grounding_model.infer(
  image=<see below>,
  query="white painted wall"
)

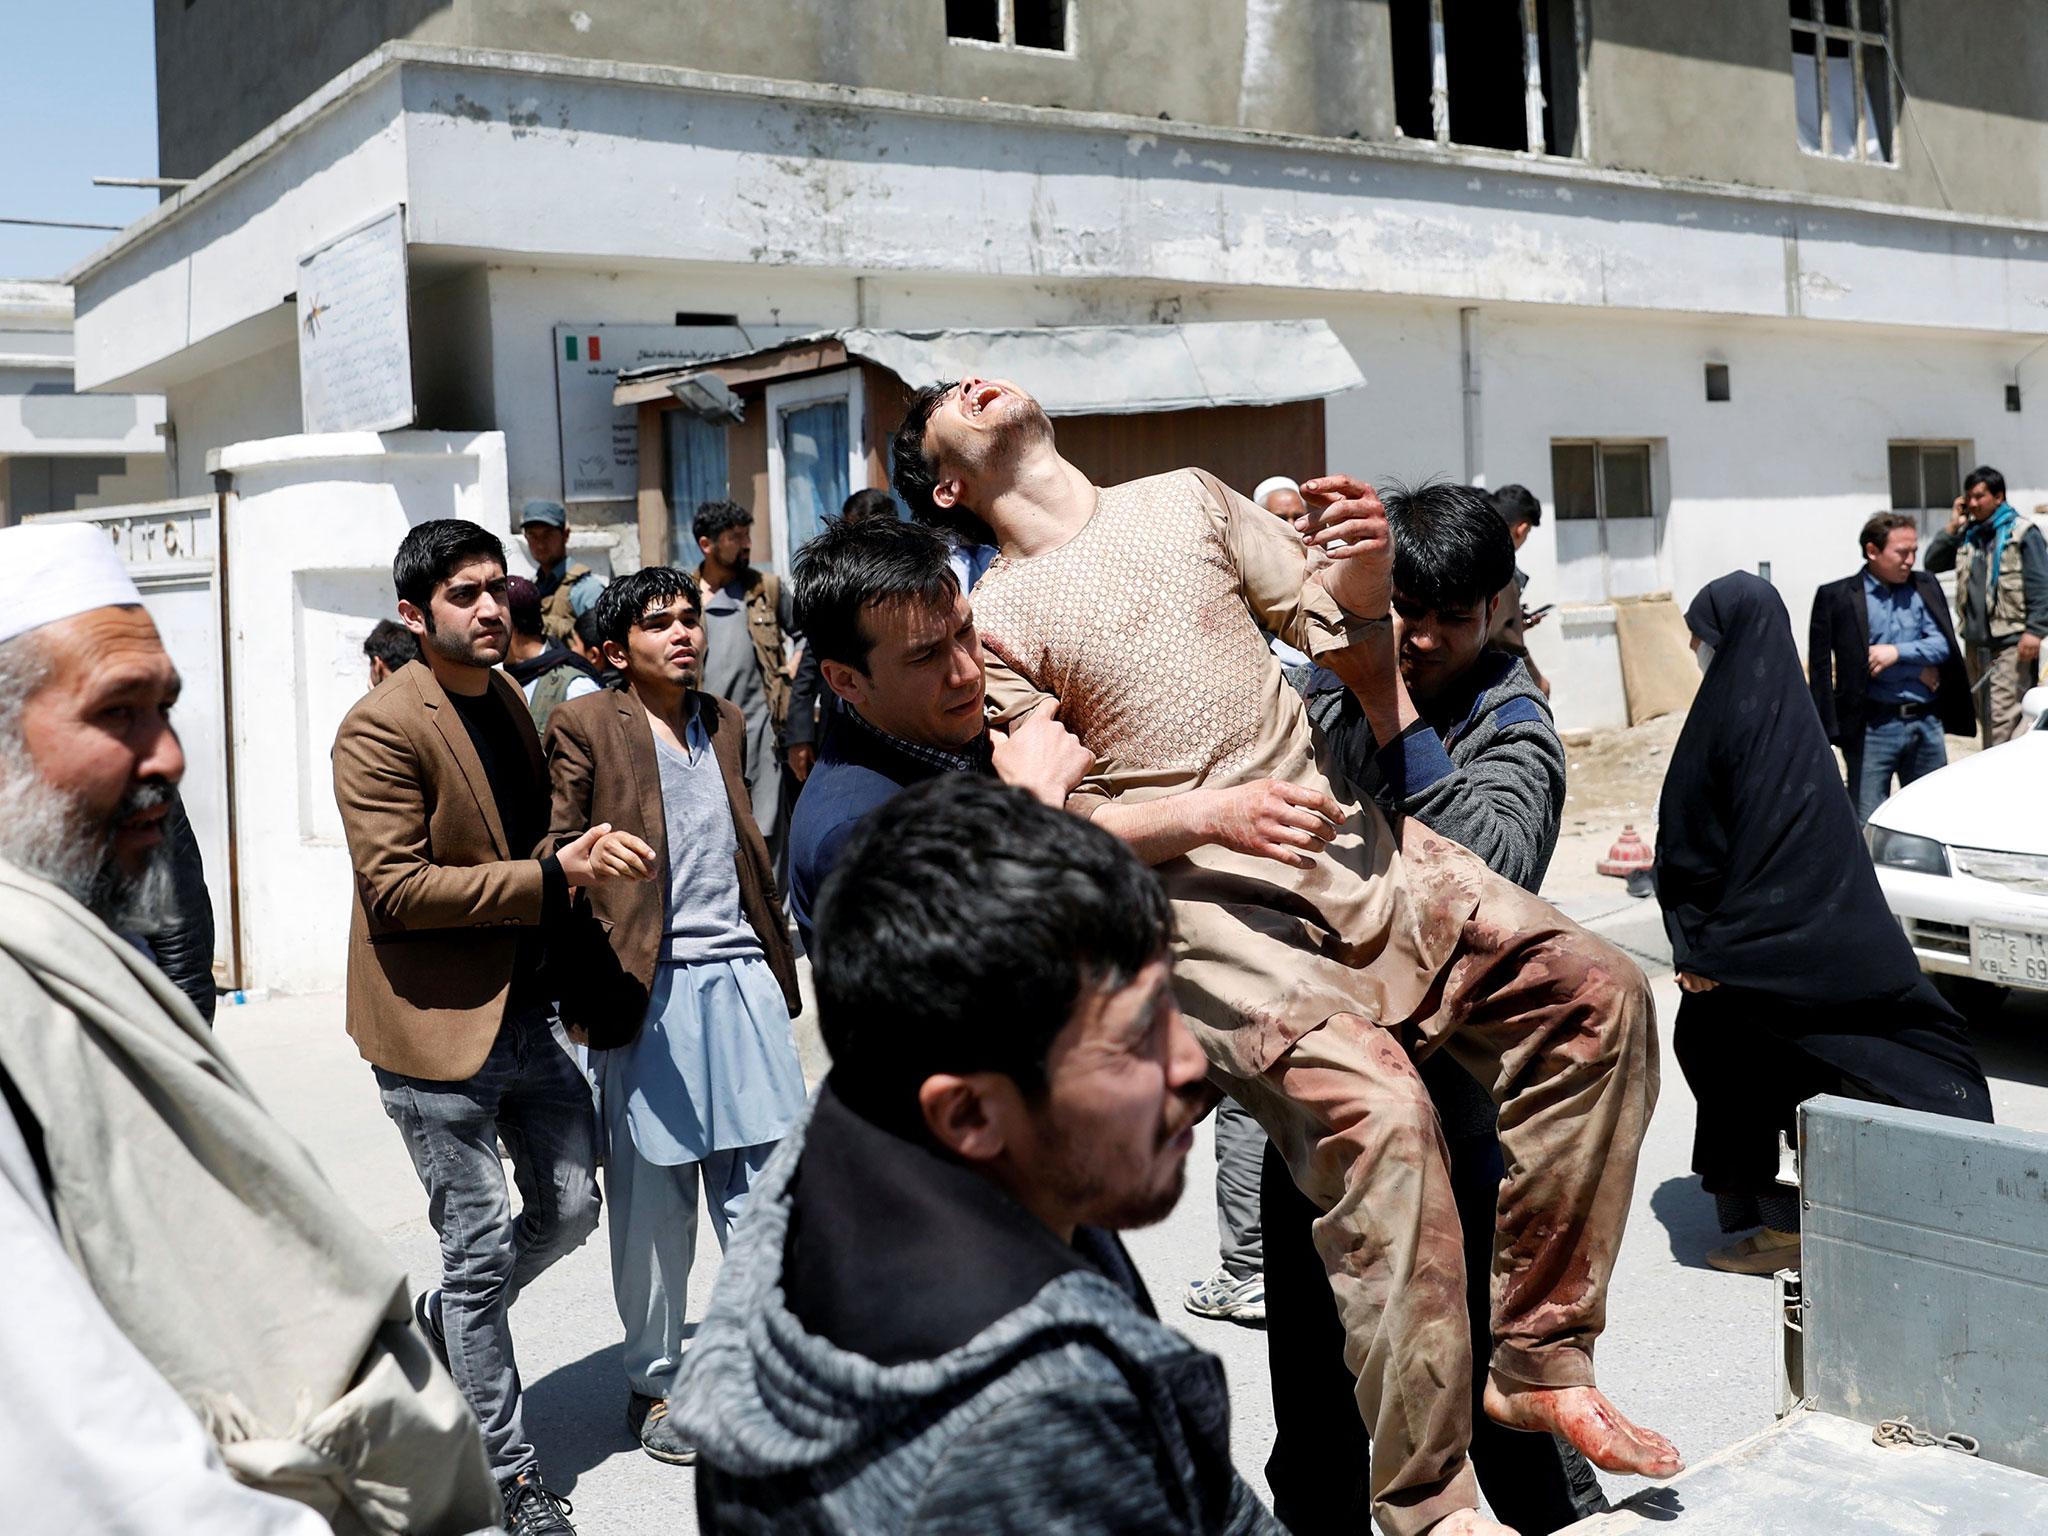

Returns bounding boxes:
[73,47,2048,398]
[211,430,511,994]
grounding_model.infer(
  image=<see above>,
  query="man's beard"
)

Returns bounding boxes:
[0,749,178,933]
[421,613,502,669]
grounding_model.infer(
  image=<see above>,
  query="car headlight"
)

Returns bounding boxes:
[1867,826,1950,876]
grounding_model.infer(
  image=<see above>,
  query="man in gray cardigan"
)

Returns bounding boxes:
[1268,481,1601,1534]
[677,775,1283,1535]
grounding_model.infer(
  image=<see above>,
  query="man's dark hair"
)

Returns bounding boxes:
[574,605,606,652]
[692,499,753,545]
[1384,480,1518,612]
[889,382,953,523]
[362,619,419,670]
[1964,464,2007,502]
[593,565,700,650]
[814,774,1173,1136]
[392,519,506,608]
[793,514,960,674]
[1491,483,1543,531]
[1859,512,1918,558]
[890,382,999,547]
[505,575,544,639]
[842,486,903,524]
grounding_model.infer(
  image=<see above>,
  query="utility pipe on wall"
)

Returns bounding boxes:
[1460,306,1484,488]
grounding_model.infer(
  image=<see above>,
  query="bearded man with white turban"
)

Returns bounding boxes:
[0,523,499,1535]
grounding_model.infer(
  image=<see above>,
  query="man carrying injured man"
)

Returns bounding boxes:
[890,379,1680,1536]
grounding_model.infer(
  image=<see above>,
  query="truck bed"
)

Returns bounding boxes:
[1564,1408,2048,1534]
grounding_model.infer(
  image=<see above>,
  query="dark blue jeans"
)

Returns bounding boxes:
[1854,714,1945,821]
[375,1008,602,1481]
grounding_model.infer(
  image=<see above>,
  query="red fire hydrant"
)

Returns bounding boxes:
[1597,825,1654,878]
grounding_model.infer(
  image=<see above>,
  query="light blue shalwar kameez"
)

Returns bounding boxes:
[600,713,805,1400]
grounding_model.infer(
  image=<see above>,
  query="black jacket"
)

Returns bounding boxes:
[1806,569,1975,755]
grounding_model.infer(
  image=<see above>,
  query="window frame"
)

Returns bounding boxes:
[1887,438,1970,529]
[946,0,1078,58]
[1790,0,1898,167]
[1549,437,1666,603]
[1402,0,1587,158]
[765,369,870,576]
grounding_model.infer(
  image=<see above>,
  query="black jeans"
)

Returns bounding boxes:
[1261,1110,1603,1534]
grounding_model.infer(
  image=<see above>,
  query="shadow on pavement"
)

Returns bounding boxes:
[1967,993,2048,1092]
[1647,1175,1723,1271]
[524,1342,635,1492]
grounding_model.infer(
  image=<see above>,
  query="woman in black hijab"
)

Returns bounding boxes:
[1657,572,1992,1274]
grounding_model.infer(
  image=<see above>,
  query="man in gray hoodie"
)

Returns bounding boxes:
[676,774,1283,1534]
[1269,480,1600,1534]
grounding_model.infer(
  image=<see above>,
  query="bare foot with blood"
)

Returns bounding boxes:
[1428,1510,1519,1535]
[1483,1379,1685,1479]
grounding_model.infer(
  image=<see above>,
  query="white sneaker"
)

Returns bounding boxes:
[1183,1267,1266,1324]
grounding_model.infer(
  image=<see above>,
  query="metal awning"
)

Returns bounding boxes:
[614,320,1363,415]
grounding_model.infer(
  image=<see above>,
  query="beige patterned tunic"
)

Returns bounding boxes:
[974,468,1484,1078]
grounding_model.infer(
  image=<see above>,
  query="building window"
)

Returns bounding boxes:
[1888,441,1964,516]
[1790,0,1894,163]
[1390,0,1583,157]
[766,371,871,574]
[664,411,731,561]
[947,0,1071,53]
[1550,439,1661,602]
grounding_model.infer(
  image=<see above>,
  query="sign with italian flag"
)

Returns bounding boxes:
[563,333,602,362]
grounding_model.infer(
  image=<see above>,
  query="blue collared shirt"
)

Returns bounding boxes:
[1863,571,1948,706]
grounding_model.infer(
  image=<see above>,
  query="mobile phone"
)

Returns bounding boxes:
[1526,603,1555,620]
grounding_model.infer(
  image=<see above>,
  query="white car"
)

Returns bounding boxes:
[1865,686,2048,1010]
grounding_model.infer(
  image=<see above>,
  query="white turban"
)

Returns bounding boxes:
[1252,476,1301,509]
[0,523,144,645]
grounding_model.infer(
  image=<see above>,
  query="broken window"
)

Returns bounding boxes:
[1390,0,1583,157]
[1888,441,1963,514]
[947,0,1070,52]
[1791,0,1894,163]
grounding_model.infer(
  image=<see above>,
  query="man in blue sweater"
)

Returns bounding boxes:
[785,515,1089,951]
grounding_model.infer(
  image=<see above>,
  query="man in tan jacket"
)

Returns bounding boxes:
[544,566,805,1468]
[333,518,648,1536]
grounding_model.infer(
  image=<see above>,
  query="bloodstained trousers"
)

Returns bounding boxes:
[1212,879,1658,1536]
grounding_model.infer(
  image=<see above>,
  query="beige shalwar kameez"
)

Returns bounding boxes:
[973,468,1657,1535]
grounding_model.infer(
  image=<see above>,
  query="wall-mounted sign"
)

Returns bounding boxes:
[553,323,809,503]
[297,207,414,435]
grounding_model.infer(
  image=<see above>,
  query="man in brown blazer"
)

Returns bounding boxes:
[544,566,804,1469]
[333,518,649,1536]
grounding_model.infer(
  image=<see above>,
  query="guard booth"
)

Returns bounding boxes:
[611,320,1365,569]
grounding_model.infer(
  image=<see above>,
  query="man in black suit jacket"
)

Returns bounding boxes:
[1808,512,1976,820]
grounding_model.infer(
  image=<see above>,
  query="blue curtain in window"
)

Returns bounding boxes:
[665,411,731,560]
[780,401,849,569]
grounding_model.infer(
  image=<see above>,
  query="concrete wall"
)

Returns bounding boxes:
[82,48,2048,402]
[1588,0,2048,222]
[154,0,1400,180]
[210,429,510,995]
[153,1,2048,226]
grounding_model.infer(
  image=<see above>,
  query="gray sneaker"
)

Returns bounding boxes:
[628,1391,698,1466]
[1183,1267,1267,1324]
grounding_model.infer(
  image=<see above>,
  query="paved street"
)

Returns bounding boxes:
[217,849,2048,1532]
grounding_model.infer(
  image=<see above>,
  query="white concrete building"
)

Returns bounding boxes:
[62,9,2048,991]
[0,280,166,523]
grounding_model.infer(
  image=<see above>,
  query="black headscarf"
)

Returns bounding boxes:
[1656,572,1926,1004]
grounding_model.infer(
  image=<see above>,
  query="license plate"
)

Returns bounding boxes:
[1971,924,2048,990]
